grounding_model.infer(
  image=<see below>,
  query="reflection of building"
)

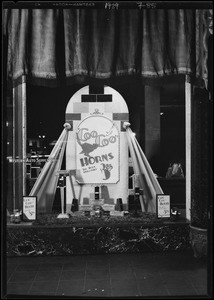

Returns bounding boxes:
[26,154,49,194]
[28,138,41,153]
[27,136,48,154]
[3,6,213,220]
[26,136,52,194]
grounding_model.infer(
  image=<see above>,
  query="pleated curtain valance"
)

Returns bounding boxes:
[3,8,213,88]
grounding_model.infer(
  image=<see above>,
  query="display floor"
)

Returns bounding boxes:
[5,250,208,297]
[7,215,190,256]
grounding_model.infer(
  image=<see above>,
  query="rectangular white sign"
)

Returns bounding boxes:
[23,196,37,221]
[76,115,119,184]
[156,194,170,218]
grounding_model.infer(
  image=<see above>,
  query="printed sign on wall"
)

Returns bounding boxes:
[76,115,119,184]
[156,194,170,218]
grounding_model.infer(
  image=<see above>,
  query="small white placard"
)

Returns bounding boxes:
[156,194,170,218]
[23,196,37,221]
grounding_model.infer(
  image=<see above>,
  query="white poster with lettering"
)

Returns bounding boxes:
[156,195,170,218]
[76,115,119,184]
[23,196,37,221]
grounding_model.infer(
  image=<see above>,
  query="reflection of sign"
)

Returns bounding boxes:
[23,196,37,221]
[156,195,170,218]
[76,115,119,183]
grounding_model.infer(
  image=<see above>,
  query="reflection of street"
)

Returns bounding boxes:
[26,153,49,194]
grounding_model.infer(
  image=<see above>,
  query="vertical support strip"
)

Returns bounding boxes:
[22,75,27,196]
[12,87,15,211]
[12,77,27,211]
[185,76,191,221]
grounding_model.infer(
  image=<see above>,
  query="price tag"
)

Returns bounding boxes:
[22,196,37,221]
[156,195,170,218]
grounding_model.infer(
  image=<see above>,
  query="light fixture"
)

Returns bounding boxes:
[160,112,164,116]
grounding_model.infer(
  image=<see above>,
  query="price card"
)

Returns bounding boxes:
[22,196,37,221]
[156,195,170,218]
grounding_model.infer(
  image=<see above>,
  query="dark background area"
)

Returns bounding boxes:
[26,79,185,178]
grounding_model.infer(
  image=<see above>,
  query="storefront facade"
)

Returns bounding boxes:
[3,4,213,223]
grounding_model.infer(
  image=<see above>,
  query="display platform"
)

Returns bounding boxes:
[7,213,190,257]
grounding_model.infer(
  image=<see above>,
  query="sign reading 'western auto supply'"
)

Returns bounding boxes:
[76,115,119,184]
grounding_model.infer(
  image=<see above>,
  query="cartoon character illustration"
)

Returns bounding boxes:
[100,163,113,180]
[76,132,99,157]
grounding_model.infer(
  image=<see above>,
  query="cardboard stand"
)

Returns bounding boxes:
[65,85,129,213]
[56,171,71,219]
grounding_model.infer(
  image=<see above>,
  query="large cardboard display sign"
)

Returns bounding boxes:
[65,85,129,211]
[76,115,119,184]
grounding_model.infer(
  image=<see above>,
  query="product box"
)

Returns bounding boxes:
[110,211,124,217]
[90,199,104,206]
[79,205,92,211]
[102,204,115,211]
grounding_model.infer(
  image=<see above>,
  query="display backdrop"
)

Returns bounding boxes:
[65,85,129,211]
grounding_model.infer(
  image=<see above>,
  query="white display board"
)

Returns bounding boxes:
[76,115,119,184]
[65,85,129,211]
[156,194,170,218]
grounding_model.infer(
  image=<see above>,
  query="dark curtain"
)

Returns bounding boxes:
[3,8,212,88]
